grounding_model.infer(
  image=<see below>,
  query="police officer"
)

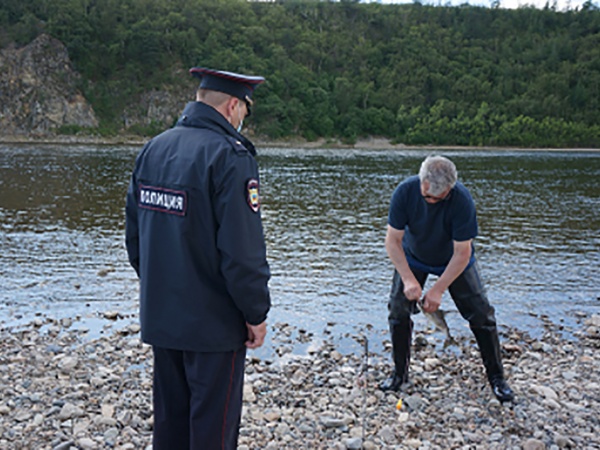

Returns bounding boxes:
[380,155,514,403]
[125,67,271,449]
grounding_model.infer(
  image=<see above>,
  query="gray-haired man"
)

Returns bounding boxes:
[380,155,514,403]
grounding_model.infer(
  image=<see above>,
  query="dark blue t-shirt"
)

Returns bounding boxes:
[388,175,477,274]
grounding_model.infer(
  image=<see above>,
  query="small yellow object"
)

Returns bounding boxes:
[396,399,402,410]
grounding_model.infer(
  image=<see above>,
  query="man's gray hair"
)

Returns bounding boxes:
[418,155,458,196]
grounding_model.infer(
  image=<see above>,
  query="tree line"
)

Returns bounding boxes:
[1,0,599,147]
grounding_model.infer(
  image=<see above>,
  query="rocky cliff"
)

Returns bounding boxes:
[122,81,190,131]
[0,33,191,140]
[0,34,98,136]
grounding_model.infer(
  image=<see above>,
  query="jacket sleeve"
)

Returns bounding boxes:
[125,170,140,277]
[213,145,271,325]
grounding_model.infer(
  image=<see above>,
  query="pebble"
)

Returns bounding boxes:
[523,438,547,450]
[344,437,362,449]
[0,314,598,448]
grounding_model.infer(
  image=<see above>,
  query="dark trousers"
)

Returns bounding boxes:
[387,263,504,383]
[152,346,247,450]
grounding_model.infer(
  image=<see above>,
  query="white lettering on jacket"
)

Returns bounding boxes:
[139,185,187,216]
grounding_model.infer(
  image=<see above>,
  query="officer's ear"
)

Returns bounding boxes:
[222,96,238,122]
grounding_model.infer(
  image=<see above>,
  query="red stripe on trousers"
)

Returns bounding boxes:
[221,350,237,450]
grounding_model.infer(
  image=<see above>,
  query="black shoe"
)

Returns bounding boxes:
[490,377,514,403]
[379,373,406,392]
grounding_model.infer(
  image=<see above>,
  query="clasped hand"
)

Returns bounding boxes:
[404,281,442,313]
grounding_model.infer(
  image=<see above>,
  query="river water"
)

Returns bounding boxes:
[1,144,599,357]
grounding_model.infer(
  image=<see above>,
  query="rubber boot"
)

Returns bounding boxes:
[471,326,514,402]
[379,320,412,392]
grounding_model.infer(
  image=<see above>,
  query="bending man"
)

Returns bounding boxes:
[380,155,514,403]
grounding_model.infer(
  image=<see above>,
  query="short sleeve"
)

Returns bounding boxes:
[450,187,478,241]
[388,182,409,231]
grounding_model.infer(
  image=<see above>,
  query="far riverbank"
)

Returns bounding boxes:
[1,134,599,152]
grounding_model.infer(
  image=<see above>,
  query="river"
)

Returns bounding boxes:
[1,144,598,358]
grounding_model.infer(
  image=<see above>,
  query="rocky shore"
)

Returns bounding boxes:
[1,313,598,450]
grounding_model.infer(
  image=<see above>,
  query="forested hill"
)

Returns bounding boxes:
[1,0,599,147]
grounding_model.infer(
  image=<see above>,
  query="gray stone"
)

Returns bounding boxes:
[58,356,79,372]
[523,438,547,450]
[345,437,362,450]
[58,403,85,420]
[378,425,396,444]
[77,437,98,450]
[555,435,574,448]
[404,394,426,411]
[103,427,119,444]
[320,416,347,428]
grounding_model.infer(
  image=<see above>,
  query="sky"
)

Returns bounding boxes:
[362,0,596,11]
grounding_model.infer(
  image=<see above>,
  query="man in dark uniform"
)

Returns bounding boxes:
[125,67,271,449]
[380,155,514,403]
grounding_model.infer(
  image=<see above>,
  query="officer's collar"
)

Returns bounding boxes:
[176,102,257,156]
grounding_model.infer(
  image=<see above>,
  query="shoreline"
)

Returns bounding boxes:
[1,134,599,152]
[1,314,598,449]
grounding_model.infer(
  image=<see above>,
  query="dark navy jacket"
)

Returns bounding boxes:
[125,101,271,352]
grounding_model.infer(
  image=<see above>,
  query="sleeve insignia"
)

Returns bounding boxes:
[139,185,187,216]
[246,178,260,212]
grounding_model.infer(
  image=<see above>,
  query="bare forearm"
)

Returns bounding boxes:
[385,227,415,284]
[385,226,421,300]
[431,243,471,294]
[387,240,414,284]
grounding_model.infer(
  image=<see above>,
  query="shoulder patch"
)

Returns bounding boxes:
[246,178,260,213]
[139,185,187,216]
